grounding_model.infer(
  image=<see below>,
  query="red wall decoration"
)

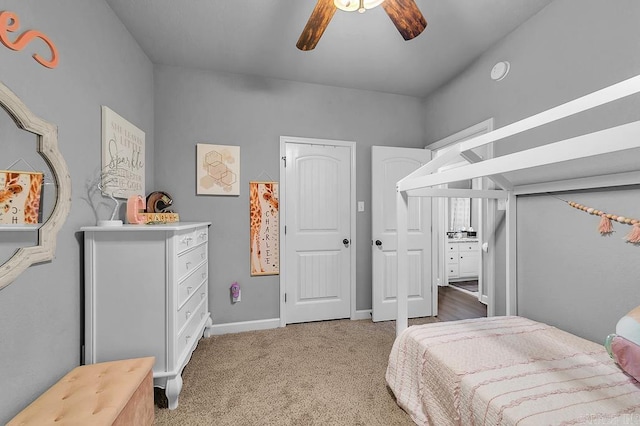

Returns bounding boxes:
[0,10,58,69]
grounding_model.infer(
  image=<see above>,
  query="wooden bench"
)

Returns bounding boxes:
[8,357,155,426]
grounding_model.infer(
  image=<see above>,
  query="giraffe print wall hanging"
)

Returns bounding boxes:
[250,181,279,276]
[0,170,43,224]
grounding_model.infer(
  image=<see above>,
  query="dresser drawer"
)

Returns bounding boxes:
[176,244,207,279]
[178,262,207,307]
[194,227,208,245]
[176,297,208,360]
[447,264,459,278]
[176,228,196,253]
[176,226,208,254]
[177,284,207,334]
[447,243,458,253]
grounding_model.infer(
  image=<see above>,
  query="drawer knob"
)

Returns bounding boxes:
[201,272,206,278]
[186,311,191,319]
[187,286,193,294]
[186,261,192,269]
[201,292,206,299]
[201,253,205,259]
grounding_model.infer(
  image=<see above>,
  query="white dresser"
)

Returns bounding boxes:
[446,239,480,281]
[82,222,212,410]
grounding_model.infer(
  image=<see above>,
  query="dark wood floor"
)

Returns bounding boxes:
[437,286,487,322]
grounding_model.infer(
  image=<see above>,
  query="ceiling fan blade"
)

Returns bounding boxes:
[297,0,337,51]
[382,0,427,41]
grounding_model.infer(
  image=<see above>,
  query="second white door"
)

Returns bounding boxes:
[371,146,432,322]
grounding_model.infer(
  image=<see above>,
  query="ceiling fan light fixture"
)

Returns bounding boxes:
[297,0,425,51]
[334,0,385,13]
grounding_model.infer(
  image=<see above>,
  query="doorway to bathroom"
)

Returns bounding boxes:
[428,118,496,316]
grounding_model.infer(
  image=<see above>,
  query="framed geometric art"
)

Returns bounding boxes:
[250,181,279,276]
[196,143,240,195]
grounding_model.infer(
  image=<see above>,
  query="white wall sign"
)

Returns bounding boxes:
[101,106,145,199]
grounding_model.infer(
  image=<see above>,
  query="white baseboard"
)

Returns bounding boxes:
[352,309,372,320]
[207,318,281,335]
[208,313,373,335]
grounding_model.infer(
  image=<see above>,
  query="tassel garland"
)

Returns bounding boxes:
[567,201,640,243]
[598,214,614,235]
[627,224,640,244]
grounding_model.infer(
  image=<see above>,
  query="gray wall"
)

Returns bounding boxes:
[0,1,154,421]
[423,0,640,341]
[153,65,425,323]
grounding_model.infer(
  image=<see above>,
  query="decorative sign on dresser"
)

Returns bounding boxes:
[82,222,212,410]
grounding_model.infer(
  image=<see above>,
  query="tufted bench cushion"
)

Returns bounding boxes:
[8,356,155,426]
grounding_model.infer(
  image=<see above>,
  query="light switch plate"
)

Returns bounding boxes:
[358,201,365,212]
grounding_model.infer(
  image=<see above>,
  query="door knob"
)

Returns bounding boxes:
[375,240,382,246]
[343,238,350,246]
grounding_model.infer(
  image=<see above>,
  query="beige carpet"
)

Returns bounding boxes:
[154,317,438,425]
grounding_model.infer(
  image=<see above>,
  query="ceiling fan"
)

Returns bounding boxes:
[297,0,427,51]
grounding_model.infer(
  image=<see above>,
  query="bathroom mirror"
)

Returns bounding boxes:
[0,81,71,290]
[447,179,472,233]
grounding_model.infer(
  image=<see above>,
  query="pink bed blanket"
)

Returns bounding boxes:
[386,316,640,425]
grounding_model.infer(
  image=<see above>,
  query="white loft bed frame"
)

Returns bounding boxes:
[395,75,640,336]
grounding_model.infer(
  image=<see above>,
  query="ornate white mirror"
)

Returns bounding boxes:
[0,82,71,290]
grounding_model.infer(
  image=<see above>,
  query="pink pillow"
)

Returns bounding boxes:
[606,335,640,381]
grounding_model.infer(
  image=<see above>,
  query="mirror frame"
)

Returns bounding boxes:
[0,81,71,290]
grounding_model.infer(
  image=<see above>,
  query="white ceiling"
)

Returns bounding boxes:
[104,0,554,98]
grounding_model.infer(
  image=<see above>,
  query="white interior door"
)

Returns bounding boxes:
[283,141,353,324]
[371,146,432,322]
